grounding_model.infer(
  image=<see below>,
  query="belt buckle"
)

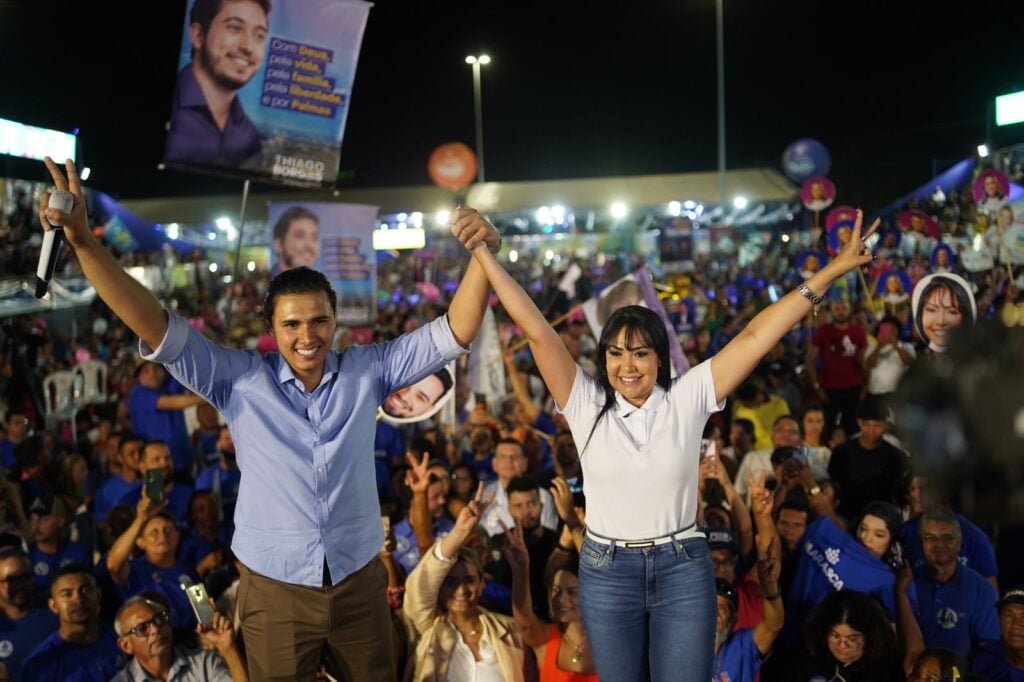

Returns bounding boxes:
[624,540,655,548]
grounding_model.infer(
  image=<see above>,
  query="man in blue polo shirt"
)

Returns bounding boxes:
[94,434,142,525]
[21,564,120,681]
[38,158,497,681]
[0,548,58,680]
[912,507,999,660]
[971,585,1024,681]
[27,496,91,596]
[195,426,240,524]
[164,0,267,167]
[117,441,193,525]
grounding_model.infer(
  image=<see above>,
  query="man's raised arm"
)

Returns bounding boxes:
[40,157,168,349]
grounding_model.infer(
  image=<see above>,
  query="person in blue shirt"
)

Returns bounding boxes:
[901,477,999,592]
[0,547,58,680]
[178,492,232,580]
[21,564,121,682]
[191,403,223,469]
[26,496,91,596]
[164,0,268,169]
[38,158,497,682]
[117,441,193,525]
[93,434,142,525]
[129,362,206,478]
[392,451,454,576]
[912,507,1000,659]
[0,410,30,473]
[105,503,198,632]
[971,585,1024,682]
[194,427,240,524]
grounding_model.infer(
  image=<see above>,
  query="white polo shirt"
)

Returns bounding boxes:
[561,359,723,540]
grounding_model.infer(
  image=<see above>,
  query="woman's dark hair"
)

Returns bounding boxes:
[852,501,903,564]
[582,305,672,454]
[548,554,580,625]
[804,589,900,676]
[262,266,337,326]
[910,648,965,682]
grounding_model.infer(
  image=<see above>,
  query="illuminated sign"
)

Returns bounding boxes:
[996,91,1024,127]
[372,228,426,250]
[0,117,77,162]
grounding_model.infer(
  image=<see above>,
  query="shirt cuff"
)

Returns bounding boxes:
[433,542,454,563]
[430,314,470,361]
[139,309,188,364]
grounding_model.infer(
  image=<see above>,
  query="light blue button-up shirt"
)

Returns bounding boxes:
[142,311,467,587]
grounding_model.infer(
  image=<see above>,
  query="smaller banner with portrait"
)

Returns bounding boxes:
[268,201,378,325]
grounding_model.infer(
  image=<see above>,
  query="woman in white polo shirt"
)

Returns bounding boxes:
[455,210,878,680]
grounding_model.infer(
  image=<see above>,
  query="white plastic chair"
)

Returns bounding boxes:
[74,359,108,404]
[42,370,83,446]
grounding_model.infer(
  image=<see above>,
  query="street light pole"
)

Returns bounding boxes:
[716,0,726,208]
[465,54,491,183]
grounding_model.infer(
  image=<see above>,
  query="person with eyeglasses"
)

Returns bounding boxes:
[802,589,905,682]
[21,563,121,681]
[0,547,57,680]
[911,507,1000,660]
[111,595,247,682]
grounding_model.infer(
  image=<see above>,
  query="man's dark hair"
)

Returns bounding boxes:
[139,512,178,536]
[505,476,540,497]
[190,0,271,40]
[495,438,524,456]
[262,266,337,326]
[272,205,318,242]
[3,407,26,423]
[50,563,96,596]
[777,498,811,517]
[770,445,798,467]
[14,436,45,470]
[141,440,170,460]
[857,396,888,422]
[732,418,756,437]
[118,432,143,455]
[773,414,799,430]
[0,547,29,565]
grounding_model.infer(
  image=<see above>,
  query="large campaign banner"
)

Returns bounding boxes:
[268,201,378,325]
[164,0,371,187]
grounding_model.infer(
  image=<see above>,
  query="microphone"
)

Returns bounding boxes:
[35,190,74,299]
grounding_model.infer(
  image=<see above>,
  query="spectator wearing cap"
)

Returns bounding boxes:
[106,498,199,632]
[27,495,90,595]
[394,449,455,577]
[0,410,30,472]
[0,547,58,680]
[94,434,142,525]
[911,507,1000,659]
[117,441,193,525]
[971,586,1024,681]
[21,563,121,681]
[111,595,247,682]
[129,359,206,478]
[827,398,908,521]
[707,527,765,631]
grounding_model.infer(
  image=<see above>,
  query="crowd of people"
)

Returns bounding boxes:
[0,156,1022,681]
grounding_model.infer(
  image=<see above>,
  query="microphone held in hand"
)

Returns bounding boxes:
[35,190,74,299]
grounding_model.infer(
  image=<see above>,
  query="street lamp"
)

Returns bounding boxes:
[465,54,491,182]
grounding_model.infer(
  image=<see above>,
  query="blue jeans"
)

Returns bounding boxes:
[578,534,716,681]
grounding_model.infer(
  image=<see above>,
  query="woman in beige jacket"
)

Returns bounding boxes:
[404,484,526,681]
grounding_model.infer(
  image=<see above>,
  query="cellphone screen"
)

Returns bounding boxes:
[145,469,164,505]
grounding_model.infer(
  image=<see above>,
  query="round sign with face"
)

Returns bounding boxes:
[801,176,836,211]
[825,205,858,231]
[378,363,456,425]
[973,169,1010,214]
[428,143,479,190]
[911,273,977,353]
[898,210,940,239]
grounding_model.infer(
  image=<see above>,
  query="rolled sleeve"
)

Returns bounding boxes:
[139,308,190,364]
[430,313,471,360]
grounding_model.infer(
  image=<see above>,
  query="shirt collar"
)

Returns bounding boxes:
[177,64,248,122]
[614,383,666,418]
[273,351,340,391]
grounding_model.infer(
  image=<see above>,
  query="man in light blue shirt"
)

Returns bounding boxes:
[38,156,498,682]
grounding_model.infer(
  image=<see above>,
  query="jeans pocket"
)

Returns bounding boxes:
[677,536,710,560]
[580,540,610,570]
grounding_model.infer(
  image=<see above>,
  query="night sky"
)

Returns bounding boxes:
[2,0,1023,210]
